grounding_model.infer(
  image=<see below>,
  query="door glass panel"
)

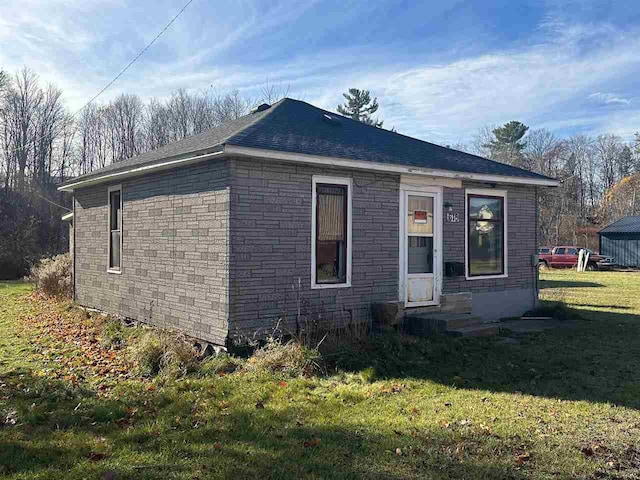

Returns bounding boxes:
[408,196,433,234]
[408,236,433,273]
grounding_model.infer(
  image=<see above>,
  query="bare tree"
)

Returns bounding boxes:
[104,93,144,163]
[143,98,170,151]
[596,133,625,193]
[259,80,290,105]
[212,89,251,124]
[1,68,43,192]
[470,125,496,158]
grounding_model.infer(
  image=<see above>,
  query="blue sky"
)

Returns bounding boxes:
[2,0,640,145]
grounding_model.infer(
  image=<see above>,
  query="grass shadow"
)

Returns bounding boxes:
[0,369,531,479]
[333,306,640,410]
[539,279,603,289]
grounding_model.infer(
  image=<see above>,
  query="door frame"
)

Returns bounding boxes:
[399,184,443,307]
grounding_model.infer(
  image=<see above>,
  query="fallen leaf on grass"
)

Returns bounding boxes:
[303,438,320,448]
[514,451,531,466]
[87,451,107,461]
[581,442,607,457]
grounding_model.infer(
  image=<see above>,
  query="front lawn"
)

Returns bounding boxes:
[1,273,640,479]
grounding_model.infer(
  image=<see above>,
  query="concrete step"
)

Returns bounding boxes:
[404,313,485,336]
[446,324,501,337]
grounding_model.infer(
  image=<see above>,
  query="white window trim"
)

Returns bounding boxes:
[107,184,123,274]
[465,188,508,280]
[311,175,352,289]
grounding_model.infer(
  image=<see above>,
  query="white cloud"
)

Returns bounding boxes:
[301,22,640,143]
[588,92,631,105]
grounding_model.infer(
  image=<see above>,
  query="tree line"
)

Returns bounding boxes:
[0,67,286,278]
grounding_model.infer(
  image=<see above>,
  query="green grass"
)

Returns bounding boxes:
[1,274,640,479]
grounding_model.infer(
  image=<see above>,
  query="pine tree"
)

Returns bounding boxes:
[337,88,383,127]
[485,121,529,166]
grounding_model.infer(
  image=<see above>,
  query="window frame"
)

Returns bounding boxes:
[464,188,508,280]
[107,184,123,274]
[311,175,352,289]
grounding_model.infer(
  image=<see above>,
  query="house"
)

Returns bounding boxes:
[599,216,640,267]
[58,98,558,346]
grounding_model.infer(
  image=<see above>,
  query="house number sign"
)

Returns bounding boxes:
[446,212,460,223]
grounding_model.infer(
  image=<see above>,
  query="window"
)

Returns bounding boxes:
[539,247,550,254]
[555,248,565,255]
[108,185,122,273]
[312,176,352,288]
[567,248,578,255]
[466,189,507,279]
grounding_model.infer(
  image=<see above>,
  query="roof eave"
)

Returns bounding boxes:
[57,148,225,192]
[58,143,560,192]
[225,145,561,187]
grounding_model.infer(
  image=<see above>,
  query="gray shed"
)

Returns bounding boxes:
[599,216,640,267]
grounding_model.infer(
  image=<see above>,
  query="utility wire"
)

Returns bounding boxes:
[69,0,195,118]
[7,0,196,155]
[33,190,72,211]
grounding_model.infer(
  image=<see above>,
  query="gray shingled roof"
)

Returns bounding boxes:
[599,216,640,234]
[61,98,555,186]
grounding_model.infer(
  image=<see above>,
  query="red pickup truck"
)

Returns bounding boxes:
[538,246,614,270]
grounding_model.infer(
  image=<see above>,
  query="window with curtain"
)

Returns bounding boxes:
[315,183,348,284]
[467,194,505,277]
[108,188,121,271]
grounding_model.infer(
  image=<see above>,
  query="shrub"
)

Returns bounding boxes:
[246,338,320,377]
[200,353,244,376]
[28,253,72,298]
[99,317,126,350]
[131,330,199,378]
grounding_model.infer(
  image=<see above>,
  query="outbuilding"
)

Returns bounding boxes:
[599,216,640,267]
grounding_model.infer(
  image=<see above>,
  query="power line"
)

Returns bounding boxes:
[69,0,195,118]
[6,0,196,154]
[33,190,72,212]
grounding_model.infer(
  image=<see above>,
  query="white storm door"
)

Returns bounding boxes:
[401,189,442,306]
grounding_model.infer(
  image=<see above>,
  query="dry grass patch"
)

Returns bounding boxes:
[28,253,72,299]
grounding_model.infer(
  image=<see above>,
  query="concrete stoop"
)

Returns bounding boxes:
[372,293,501,338]
[404,312,500,338]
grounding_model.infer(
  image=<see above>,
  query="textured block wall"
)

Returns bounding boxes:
[72,154,539,345]
[227,157,400,338]
[73,160,231,344]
